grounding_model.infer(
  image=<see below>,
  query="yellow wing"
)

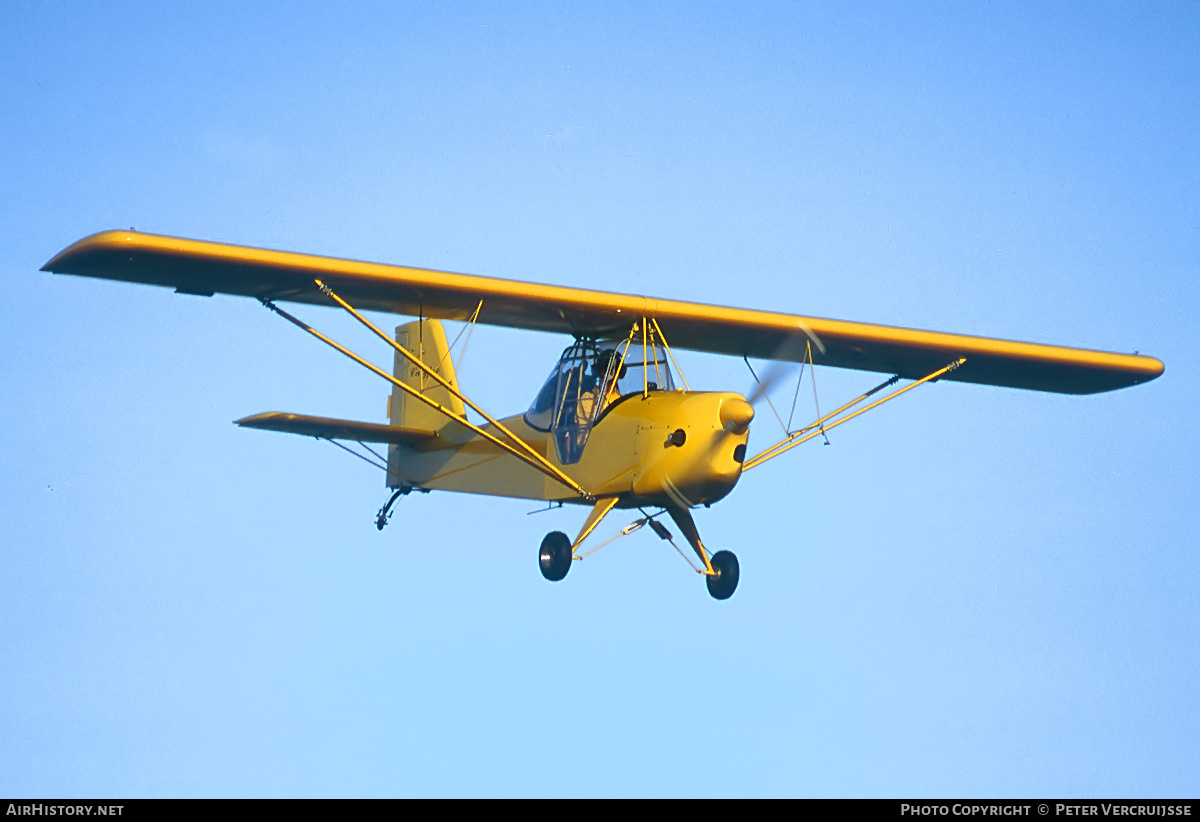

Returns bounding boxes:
[44,230,1163,395]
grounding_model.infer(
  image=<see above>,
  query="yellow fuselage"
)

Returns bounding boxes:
[389,391,750,508]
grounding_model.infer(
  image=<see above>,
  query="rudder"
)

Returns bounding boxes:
[387,318,464,433]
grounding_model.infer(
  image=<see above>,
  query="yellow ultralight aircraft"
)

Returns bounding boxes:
[44,230,1164,599]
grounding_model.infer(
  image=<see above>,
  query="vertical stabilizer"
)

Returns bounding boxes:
[386,319,464,487]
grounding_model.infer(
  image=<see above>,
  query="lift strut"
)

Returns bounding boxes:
[744,358,966,470]
[314,280,590,499]
[259,296,593,501]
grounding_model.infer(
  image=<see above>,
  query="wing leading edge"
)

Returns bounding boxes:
[44,230,1163,395]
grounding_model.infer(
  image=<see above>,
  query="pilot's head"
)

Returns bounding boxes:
[594,350,619,378]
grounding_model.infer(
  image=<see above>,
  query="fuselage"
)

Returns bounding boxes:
[388,389,751,508]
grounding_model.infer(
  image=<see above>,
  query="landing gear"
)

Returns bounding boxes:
[664,505,740,600]
[542,503,738,599]
[375,486,412,531]
[705,550,740,600]
[538,531,573,581]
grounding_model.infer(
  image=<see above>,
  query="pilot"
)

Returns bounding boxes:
[565,353,617,430]
[592,352,625,404]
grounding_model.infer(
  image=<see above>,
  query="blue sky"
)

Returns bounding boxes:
[2,1,1197,797]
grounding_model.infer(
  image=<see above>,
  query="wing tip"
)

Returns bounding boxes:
[235,412,303,430]
[41,229,140,273]
[1132,354,1165,385]
[1057,353,1164,394]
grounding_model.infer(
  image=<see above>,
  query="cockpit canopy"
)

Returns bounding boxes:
[526,337,676,464]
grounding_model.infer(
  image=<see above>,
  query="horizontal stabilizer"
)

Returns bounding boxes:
[235,412,438,445]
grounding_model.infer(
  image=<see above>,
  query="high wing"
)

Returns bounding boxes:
[44,230,1164,394]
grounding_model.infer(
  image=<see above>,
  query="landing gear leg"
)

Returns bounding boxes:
[666,505,739,600]
[538,497,619,583]
[375,486,412,531]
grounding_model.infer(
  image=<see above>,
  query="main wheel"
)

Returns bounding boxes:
[706,550,739,600]
[538,531,573,582]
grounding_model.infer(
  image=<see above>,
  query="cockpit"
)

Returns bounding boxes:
[525,337,676,464]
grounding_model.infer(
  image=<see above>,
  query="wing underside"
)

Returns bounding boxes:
[44,230,1164,395]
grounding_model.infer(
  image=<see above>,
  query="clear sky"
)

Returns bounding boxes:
[2,1,1197,798]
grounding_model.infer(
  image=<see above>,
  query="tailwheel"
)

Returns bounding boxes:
[706,550,739,600]
[374,486,412,531]
[538,531,573,582]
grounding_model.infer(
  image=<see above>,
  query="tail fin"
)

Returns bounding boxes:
[386,319,463,489]
[387,318,464,433]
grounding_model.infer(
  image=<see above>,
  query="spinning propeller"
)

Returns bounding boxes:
[705,324,826,456]
[748,323,824,399]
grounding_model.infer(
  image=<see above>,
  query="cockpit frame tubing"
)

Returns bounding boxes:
[611,325,636,385]
[598,325,638,406]
[648,320,664,391]
[314,280,591,499]
[744,358,966,471]
[636,318,673,396]
[641,319,649,398]
[263,297,592,501]
[551,355,575,431]
[550,338,598,434]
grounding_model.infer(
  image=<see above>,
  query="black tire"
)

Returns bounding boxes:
[538,531,573,582]
[706,550,740,600]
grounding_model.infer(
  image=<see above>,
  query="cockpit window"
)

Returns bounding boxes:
[609,338,675,395]
[524,336,675,464]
